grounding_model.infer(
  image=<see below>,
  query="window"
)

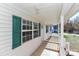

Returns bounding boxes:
[23,20,32,30]
[33,22,40,38]
[33,31,39,38]
[33,22,38,29]
[22,19,32,43]
[23,25,26,30]
[39,23,41,36]
[22,31,32,43]
[46,25,49,33]
[22,20,41,42]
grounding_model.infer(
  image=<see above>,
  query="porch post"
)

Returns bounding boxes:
[59,15,66,56]
[58,22,60,42]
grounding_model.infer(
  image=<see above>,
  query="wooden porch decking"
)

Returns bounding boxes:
[31,36,59,56]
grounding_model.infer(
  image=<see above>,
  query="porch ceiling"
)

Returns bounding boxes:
[14,3,78,25]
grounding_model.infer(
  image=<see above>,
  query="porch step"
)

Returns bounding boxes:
[45,43,59,51]
[69,51,79,56]
[41,49,59,56]
[45,48,59,52]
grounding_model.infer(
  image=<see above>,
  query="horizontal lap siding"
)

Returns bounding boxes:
[0,4,13,56]
[0,4,43,56]
[0,5,12,55]
[0,4,33,56]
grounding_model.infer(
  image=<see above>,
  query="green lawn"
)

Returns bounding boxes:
[64,33,79,52]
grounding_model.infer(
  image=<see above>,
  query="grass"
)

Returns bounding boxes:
[64,33,79,52]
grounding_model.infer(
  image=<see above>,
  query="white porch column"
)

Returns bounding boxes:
[59,15,66,56]
[58,22,60,42]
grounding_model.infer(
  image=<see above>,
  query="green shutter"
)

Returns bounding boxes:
[12,15,21,49]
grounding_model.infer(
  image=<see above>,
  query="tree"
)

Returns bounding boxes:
[73,16,79,30]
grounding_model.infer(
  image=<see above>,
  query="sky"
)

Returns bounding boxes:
[70,12,79,22]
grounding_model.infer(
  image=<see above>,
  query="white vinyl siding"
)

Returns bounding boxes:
[0,3,51,56]
[0,3,42,56]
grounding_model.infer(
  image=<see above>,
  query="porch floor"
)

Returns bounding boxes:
[31,36,59,56]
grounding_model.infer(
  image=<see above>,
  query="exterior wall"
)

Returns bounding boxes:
[0,4,51,56]
[43,25,51,40]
